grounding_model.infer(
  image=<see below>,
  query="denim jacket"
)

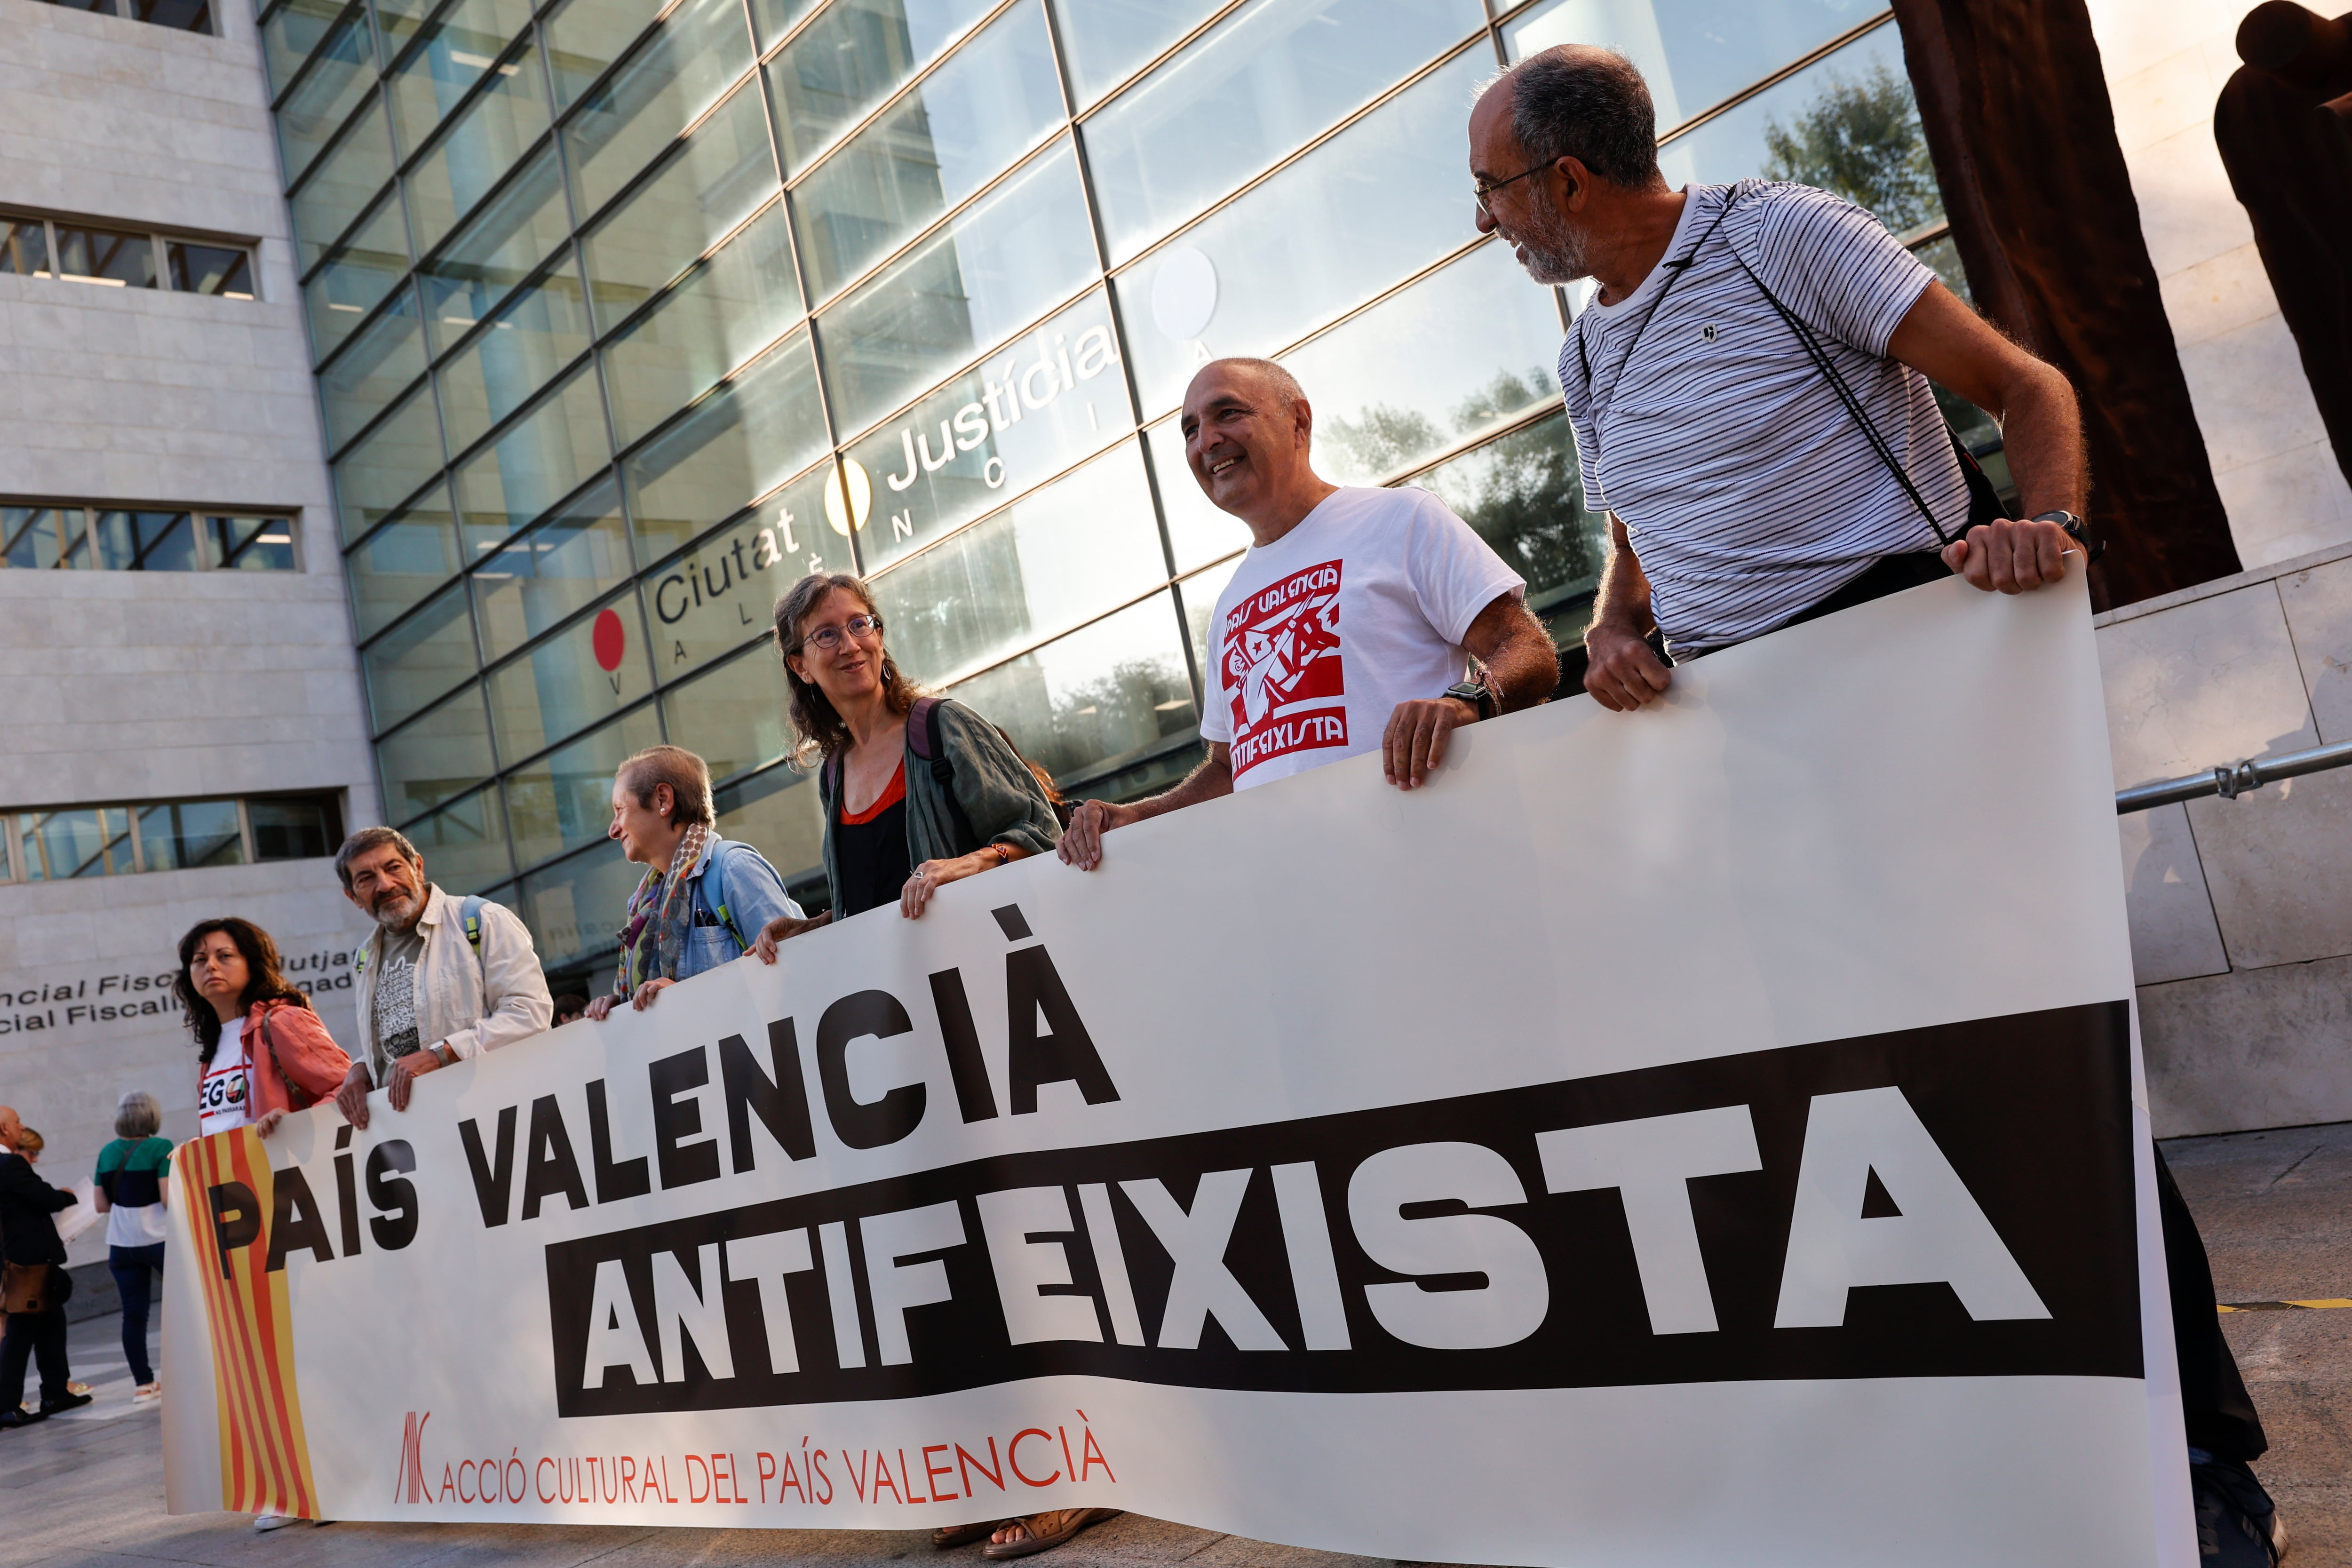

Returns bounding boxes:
[675,834,804,981]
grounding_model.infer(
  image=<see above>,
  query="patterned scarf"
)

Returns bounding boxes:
[616,822,713,996]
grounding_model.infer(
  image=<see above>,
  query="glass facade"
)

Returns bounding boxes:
[269,0,1980,984]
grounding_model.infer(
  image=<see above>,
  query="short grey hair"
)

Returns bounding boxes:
[1204,357,1306,412]
[116,1090,161,1140]
[334,825,421,891]
[1496,45,1663,191]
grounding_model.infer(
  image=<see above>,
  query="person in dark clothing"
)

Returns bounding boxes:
[753,573,1063,940]
[0,1102,88,1427]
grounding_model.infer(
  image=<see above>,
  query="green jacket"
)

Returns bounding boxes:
[818,698,1061,914]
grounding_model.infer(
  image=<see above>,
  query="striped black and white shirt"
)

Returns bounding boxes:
[1557,180,1969,655]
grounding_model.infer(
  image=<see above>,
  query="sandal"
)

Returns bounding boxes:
[933,1522,1011,1550]
[980,1509,1122,1560]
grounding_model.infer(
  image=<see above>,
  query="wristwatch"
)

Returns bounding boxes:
[2033,510,2103,563]
[1443,680,1495,720]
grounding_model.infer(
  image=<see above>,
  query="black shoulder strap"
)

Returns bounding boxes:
[1578,193,1741,410]
[1721,239,1954,547]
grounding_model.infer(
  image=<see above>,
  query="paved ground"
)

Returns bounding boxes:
[5,1122,2346,1568]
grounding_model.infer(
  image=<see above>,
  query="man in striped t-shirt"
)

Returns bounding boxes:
[1466,47,2287,1566]
[1469,47,2089,712]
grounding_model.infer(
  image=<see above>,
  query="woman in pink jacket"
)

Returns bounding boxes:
[173,918,351,1142]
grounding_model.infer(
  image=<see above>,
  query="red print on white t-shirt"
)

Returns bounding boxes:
[1222,558,1347,781]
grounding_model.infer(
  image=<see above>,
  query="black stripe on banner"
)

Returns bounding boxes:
[546,1002,2139,1416]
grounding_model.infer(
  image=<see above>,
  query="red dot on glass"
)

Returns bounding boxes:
[592,607,625,672]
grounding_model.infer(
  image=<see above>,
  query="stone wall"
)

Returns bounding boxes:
[2100,541,2352,1135]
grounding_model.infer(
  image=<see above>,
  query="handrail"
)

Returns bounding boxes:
[2115,738,2352,814]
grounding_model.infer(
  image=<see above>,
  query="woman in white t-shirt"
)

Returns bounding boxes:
[174,919,352,1144]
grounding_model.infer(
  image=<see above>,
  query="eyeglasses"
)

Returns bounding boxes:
[1473,164,1544,215]
[797,612,883,653]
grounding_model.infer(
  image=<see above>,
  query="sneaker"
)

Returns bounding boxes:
[2192,1457,2284,1565]
[131,1383,161,1405]
[39,1392,92,1416]
[252,1516,296,1534]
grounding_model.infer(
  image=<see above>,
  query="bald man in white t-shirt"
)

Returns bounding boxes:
[1057,358,1559,871]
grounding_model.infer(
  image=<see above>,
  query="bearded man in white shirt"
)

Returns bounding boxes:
[1057,357,1559,873]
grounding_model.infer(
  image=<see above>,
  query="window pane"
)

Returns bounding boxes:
[386,0,537,156]
[250,796,341,860]
[319,282,425,453]
[946,589,1194,781]
[363,580,477,732]
[1504,0,1873,133]
[1178,553,1240,688]
[453,363,610,545]
[1053,0,1221,110]
[435,259,591,455]
[1,507,76,570]
[1147,415,1244,573]
[138,799,245,870]
[816,140,1096,437]
[0,217,50,278]
[403,45,551,258]
[303,194,409,361]
[714,763,824,885]
[840,288,1130,571]
[1406,409,1603,605]
[792,0,1064,304]
[346,489,461,638]
[471,478,636,662]
[644,462,835,683]
[291,104,397,274]
[18,809,134,880]
[276,3,378,183]
[84,509,143,570]
[519,836,640,967]
[762,0,996,174]
[1279,240,1562,486]
[402,783,515,893]
[601,199,803,448]
[659,640,793,785]
[1087,0,1479,268]
[55,226,157,289]
[373,0,443,62]
[1113,48,1486,418]
[263,0,351,98]
[620,329,827,563]
[1660,25,1942,236]
[417,145,572,352]
[168,241,256,298]
[209,515,301,570]
[579,81,777,333]
[377,684,497,821]
[866,440,1165,688]
[125,512,202,571]
[333,381,445,544]
[542,0,663,109]
[129,0,213,27]
[562,0,754,223]
[503,703,660,868]
[486,592,653,757]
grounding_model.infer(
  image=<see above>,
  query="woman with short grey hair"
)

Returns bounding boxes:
[92,1089,173,1403]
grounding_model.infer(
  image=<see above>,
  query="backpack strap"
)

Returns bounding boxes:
[695,841,750,953]
[459,894,484,951]
[906,696,982,853]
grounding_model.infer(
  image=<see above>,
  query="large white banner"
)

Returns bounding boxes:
[164,573,2191,1566]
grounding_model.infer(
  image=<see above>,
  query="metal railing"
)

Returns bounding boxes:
[2115,738,2352,814]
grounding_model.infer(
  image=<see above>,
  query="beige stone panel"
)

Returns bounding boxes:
[2212,440,2352,569]
[2280,554,2352,744]
[2082,0,2241,85]
[2119,801,2230,983]
[2177,312,2339,478]
[2105,33,2239,157]
[2185,764,2352,967]
[2124,120,2257,281]
[2141,953,2352,1137]
[2096,581,2315,787]
[2160,241,2292,351]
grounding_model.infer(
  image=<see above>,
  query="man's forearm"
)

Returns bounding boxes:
[1128,751,1234,822]
[1585,515,1655,638]
[1996,363,2089,521]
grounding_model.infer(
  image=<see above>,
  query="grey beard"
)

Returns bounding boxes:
[373,893,422,931]
[1514,203,1590,286]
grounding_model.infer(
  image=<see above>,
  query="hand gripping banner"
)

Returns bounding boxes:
[163,575,2195,1565]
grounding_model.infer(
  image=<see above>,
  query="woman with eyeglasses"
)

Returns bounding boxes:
[753,572,1064,953]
